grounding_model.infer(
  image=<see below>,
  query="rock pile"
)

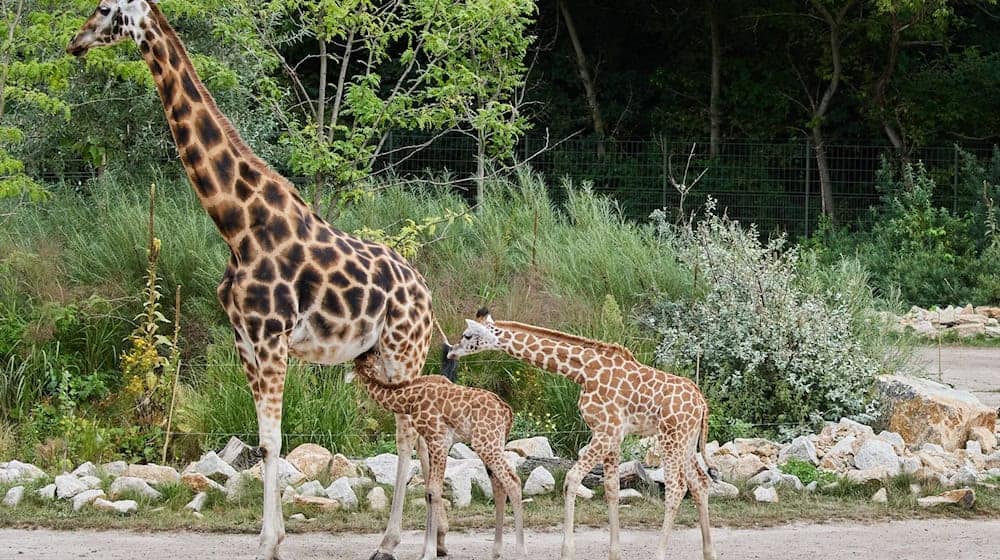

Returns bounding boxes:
[896,305,1000,338]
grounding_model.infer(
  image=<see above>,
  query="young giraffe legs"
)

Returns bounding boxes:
[561,433,615,560]
[372,415,420,560]
[420,438,448,560]
[602,452,622,560]
[655,443,686,560]
[489,474,506,559]
[684,455,717,560]
[480,444,527,560]
[237,331,288,560]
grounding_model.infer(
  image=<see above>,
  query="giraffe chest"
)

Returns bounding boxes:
[288,313,380,365]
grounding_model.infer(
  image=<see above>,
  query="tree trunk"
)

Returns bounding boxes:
[475,132,486,205]
[708,1,721,158]
[0,0,26,123]
[558,0,606,158]
[811,128,835,220]
[313,36,329,208]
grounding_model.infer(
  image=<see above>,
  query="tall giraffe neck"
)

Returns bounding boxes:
[135,5,308,253]
[492,323,607,385]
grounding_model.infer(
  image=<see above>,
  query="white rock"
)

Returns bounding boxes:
[344,476,374,490]
[779,436,819,465]
[576,486,595,499]
[102,461,127,477]
[708,480,739,498]
[328,454,359,480]
[503,451,526,470]
[108,477,161,501]
[854,439,901,475]
[779,474,804,491]
[191,511,204,519]
[93,498,138,514]
[877,431,906,454]
[297,480,326,498]
[289,513,307,522]
[72,489,105,511]
[827,434,857,459]
[901,456,921,475]
[245,458,305,490]
[805,481,818,493]
[3,486,25,507]
[281,485,298,504]
[449,442,480,461]
[286,443,333,480]
[80,475,103,489]
[185,492,208,512]
[55,473,89,499]
[364,453,419,486]
[871,488,888,503]
[748,468,781,487]
[189,451,238,482]
[4,461,45,482]
[505,437,555,459]
[444,457,492,508]
[523,466,555,496]
[366,486,388,512]
[325,478,359,510]
[36,483,56,500]
[72,462,98,478]
[949,465,978,486]
[618,488,643,504]
[225,473,250,502]
[966,441,983,456]
[124,464,179,485]
[218,436,260,470]
[753,485,779,503]
[847,467,891,484]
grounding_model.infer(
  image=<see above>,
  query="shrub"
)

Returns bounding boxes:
[647,199,881,440]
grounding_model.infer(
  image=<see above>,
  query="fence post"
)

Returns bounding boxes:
[660,138,668,210]
[953,144,959,213]
[804,139,811,237]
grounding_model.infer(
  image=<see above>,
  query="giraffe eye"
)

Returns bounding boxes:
[98,6,111,16]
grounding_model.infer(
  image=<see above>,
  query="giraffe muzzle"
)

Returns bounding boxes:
[66,34,93,57]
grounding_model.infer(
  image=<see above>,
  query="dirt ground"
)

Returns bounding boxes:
[913,346,1000,408]
[3,519,999,560]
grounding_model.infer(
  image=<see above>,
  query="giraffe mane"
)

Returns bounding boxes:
[494,321,635,361]
[147,3,300,194]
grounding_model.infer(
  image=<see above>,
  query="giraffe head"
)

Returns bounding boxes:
[446,308,501,359]
[66,0,155,57]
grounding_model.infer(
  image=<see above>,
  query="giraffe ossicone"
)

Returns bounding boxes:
[68,3,437,560]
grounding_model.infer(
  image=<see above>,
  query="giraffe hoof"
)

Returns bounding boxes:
[369,553,396,560]
[437,547,449,557]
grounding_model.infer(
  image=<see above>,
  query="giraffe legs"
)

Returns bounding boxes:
[685,455,717,560]
[480,444,527,560]
[420,439,448,560]
[237,331,289,560]
[602,453,621,560]
[655,452,685,560]
[561,434,613,560]
[372,415,419,560]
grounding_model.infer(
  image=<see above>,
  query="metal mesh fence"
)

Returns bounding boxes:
[23,134,995,237]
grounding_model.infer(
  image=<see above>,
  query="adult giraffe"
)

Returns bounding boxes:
[68,2,440,559]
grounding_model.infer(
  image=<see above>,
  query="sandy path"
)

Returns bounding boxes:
[3,519,998,560]
[913,346,1000,408]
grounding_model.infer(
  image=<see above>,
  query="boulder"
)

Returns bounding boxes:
[854,439,901,475]
[877,375,996,451]
[523,466,555,496]
[72,489,106,511]
[328,454,358,480]
[92,498,137,514]
[969,427,997,453]
[901,456,921,475]
[449,442,480,461]
[708,480,739,498]
[245,459,305,489]
[102,461,127,477]
[187,451,238,482]
[733,454,767,479]
[55,474,89,499]
[871,488,888,503]
[734,438,780,458]
[753,485,778,503]
[181,472,225,494]
[281,485,298,504]
[444,458,492,508]
[218,437,261,470]
[72,462,98,478]
[288,513,307,522]
[80,475,103,489]
[297,480,326,498]
[325,478,359,510]
[778,436,819,465]
[225,473,250,502]
[292,495,340,511]
[185,492,208,512]
[125,464,179,485]
[949,466,978,486]
[36,484,56,500]
[576,486,595,499]
[344,476,374,491]
[846,467,892,484]
[366,486,388,512]
[917,488,975,508]
[109,477,162,501]
[364,453,419,486]
[4,461,45,482]
[505,437,555,459]
[876,431,906,455]
[618,488,644,504]
[3,486,24,507]
[617,460,654,491]
[286,444,333,480]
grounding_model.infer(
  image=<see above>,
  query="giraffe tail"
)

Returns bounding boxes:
[440,342,458,382]
[699,409,719,482]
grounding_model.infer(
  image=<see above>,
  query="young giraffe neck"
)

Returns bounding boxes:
[135,5,308,255]
[355,371,412,414]
[491,323,602,385]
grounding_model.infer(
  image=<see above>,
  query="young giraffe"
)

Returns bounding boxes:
[448,309,718,560]
[354,352,527,560]
[68,3,438,559]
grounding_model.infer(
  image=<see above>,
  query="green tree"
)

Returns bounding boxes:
[215,0,535,208]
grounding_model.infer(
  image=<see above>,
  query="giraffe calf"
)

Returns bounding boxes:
[355,353,527,560]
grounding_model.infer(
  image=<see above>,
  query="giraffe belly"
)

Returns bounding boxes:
[288,317,379,365]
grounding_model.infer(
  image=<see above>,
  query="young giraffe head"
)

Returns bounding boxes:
[66,0,155,57]
[446,308,501,359]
